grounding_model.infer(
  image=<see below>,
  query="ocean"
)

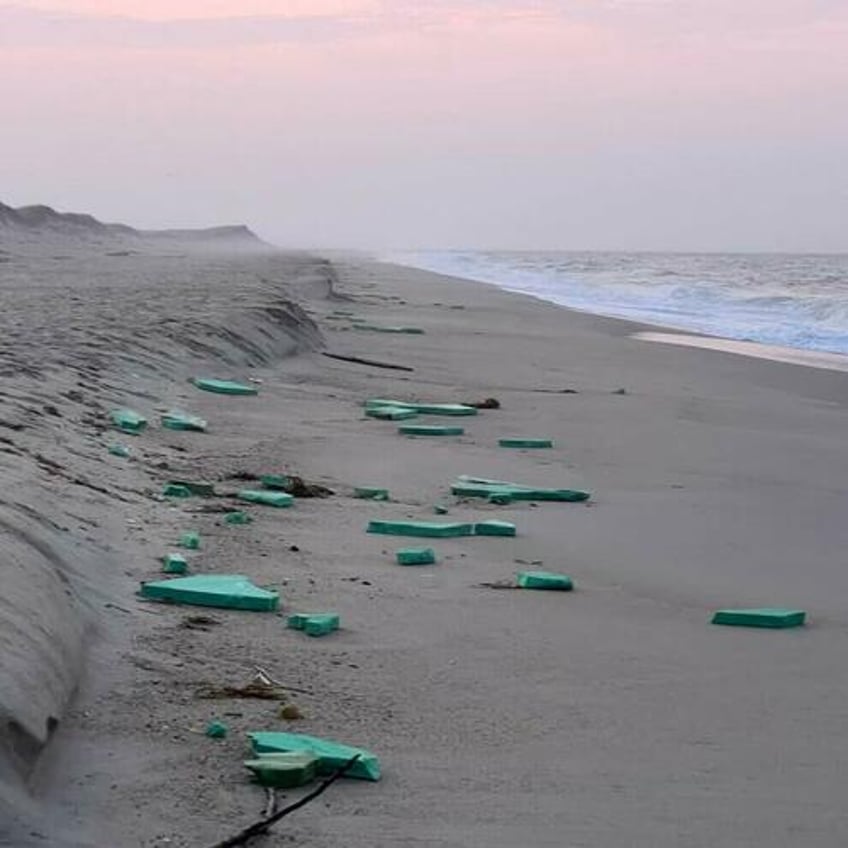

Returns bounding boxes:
[386,251,848,356]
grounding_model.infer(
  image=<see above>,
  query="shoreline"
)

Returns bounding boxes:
[3,248,848,846]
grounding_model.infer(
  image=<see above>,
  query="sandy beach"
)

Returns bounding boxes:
[2,240,848,847]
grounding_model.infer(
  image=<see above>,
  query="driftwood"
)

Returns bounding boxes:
[322,351,414,372]
[204,755,361,848]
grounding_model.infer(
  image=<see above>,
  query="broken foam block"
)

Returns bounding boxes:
[517,571,573,591]
[162,553,189,574]
[109,408,147,435]
[498,438,554,449]
[237,490,294,508]
[140,574,279,611]
[364,399,477,417]
[163,483,193,498]
[365,406,419,421]
[711,608,806,629]
[168,480,215,497]
[206,720,228,739]
[399,424,465,437]
[244,752,319,788]
[367,520,473,539]
[192,378,258,396]
[249,732,381,781]
[179,532,200,550]
[161,411,207,432]
[260,474,290,490]
[451,479,589,502]
[396,547,437,566]
[474,520,517,537]
[304,614,340,637]
[108,442,131,457]
[354,487,390,501]
[224,511,252,525]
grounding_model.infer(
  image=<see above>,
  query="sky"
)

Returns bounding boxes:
[1,0,847,251]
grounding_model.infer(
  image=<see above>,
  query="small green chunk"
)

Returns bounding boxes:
[517,571,574,591]
[224,511,252,525]
[161,411,207,432]
[260,474,290,490]
[304,614,340,637]
[396,547,437,566]
[168,480,215,497]
[433,504,449,515]
[474,520,517,537]
[192,378,258,396]
[163,483,193,498]
[162,553,189,574]
[354,487,390,501]
[498,438,554,449]
[109,408,147,435]
[711,609,806,629]
[365,406,419,421]
[205,720,228,739]
[108,442,131,457]
[179,532,200,550]
[244,752,319,788]
[238,490,294,508]
[249,732,381,781]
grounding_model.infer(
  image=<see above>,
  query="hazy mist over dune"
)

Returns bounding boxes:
[2,0,847,251]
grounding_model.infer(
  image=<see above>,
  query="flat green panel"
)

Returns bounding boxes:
[399,424,465,436]
[367,520,474,538]
[249,732,381,781]
[140,574,279,611]
[498,438,554,449]
[109,408,147,435]
[451,480,589,502]
[517,571,574,591]
[364,399,476,416]
[192,378,258,396]
[474,520,517,537]
[365,406,419,420]
[396,547,437,565]
[238,489,294,508]
[711,608,806,629]
[244,753,319,788]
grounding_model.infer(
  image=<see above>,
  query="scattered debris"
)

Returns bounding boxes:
[353,324,425,334]
[162,553,189,574]
[205,720,229,739]
[108,442,131,458]
[365,399,477,417]
[288,613,340,637]
[140,574,280,611]
[366,405,419,421]
[354,487,390,501]
[249,732,381,781]
[368,519,474,538]
[179,615,221,630]
[285,476,334,498]
[711,608,806,629]
[474,520,517,537]
[163,483,192,498]
[498,438,553,449]
[238,489,294,508]
[396,547,437,566]
[478,580,521,590]
[517,571,574,591]
[279,704,304,721]
[179,531,200,550]
[168,480,215,496]
[161,410,207,432]
[244,752,319,788]
[224,511,253,525]
[109,408,147,435]
[192,378,259,396]
[433,504,449,515]
[452,475,590,503]
[197,675,288,701]
[400,424,464,437]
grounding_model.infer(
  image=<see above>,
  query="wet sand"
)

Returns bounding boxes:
[3,245,848,847]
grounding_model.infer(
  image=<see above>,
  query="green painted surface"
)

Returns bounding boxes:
[498,438,554,449]
[249,732,381,781]
[238,489,294,508]
[192,378,258,396]
[205,720,228,739]
[368,520,474,538]
[396,547,437,565]
[517,571,574,591]
[474,520,517,537]
[287,613,340,636]
[711,609,806,628]
[109,408,147,435]
[140,574,279,611]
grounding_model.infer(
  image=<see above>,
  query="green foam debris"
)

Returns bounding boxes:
[260,474,290,490]
[109,408,147,435]
[711,608,806,629]
[517,571,574,591]
[399,424,465,436]
[162,553,189,574]
[287,613,340,636]
[396,547,437,566]
[354,487,390,501]
[474,520,517,537]
[364,399,477,417]
[108,442,131,457]
[365,406,419,421]
[206,720,228,739]
[238,490,294,508]
[161,410,207,432]
[249,732,381,781]
[451,476,589,502]
[368,520,474,538]
[192,378,258,396]
[163,483,193,498]
[498,438,554,449]
[179,532,200,550]
[224,511,252,525]
[244,752,319,788]
[167,480,215,497]
[140,574,279,611]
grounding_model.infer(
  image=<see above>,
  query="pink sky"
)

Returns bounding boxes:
[2,1,847,249]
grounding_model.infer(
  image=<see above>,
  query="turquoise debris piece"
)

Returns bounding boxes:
[367,520,474,539]
[396,547,437,566]
[364,399,477,417]
[168,480,215,497]
[161,410,207,432]
[108,442,131,457]
[260,474,290,490]
[451,479,589,502]
[224,511,252,525]
[711,608,806,629]
[109,408,147,435]
[163,483,193,498]
[192,378,258,396]
[238,490,294,508]
[498,438,554,449]
[399,424,465,437]
[244,752,319,788]
[206,720,228,739]
[162,553,189,574]
[517,571,574,591]
[305,614,340,637]
[354,487,390,501]
[474,520,517,537]
[139,574,279,611]
[249,732,381,781]
[286,613,311,631]
[365,406,419,421]
[179,532,200,550]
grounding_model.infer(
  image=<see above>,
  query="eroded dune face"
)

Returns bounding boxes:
[0,214,329,843]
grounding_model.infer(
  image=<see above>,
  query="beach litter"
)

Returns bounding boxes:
[109,408,147,435]
[224,511,253,525]
[249,732,381,781]
[474,520,517,537]
[108,442,131,457]
[517,571,574,591]
[260,474,290,490]
[140,574,280,611]
[192,377,258,396]
[167,480,215,497]
[368,519,474,538]
[498,438,554,449]
[452,475,590,503]
[163,483,193,498]
[205,720,228,739]
[365,398,477,417]
[711,608,806,629]
[244,752,319,788]
[161,410,207,432]
[400,424,465,437]
[179,531,200,549]
[162,552,189,574]
[287,613,340,637]
[354,487,390,501]
[396,547,437,565]
[238,490,294,508]
[365,405,419,421]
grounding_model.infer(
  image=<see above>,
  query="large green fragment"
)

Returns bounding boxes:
[711,608,806,629]
[365,406,419,421]
[498,438,554,449]
[162,553,189,574]
[249,732,381,781]
[224,511,253,525]
[474,520,517,537]
[110,408,147,435]
[161,410,207,432]
[367,519,473,538]
[399,424,465,437]
[354,487,390,501]
[140,574,279,611]
[451,479,589,502]
[517,571,573,591]
[364,399,477,417]
[244,752,319,788]
[168,480,215,497]
[163,483,193,498]
[396,547,437,566]
[353,324,424,334]
[108,442,131,457]
[238,490,294,508]
[179,532,200,550]
[260,474,290,490]
[192,378,258,396]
